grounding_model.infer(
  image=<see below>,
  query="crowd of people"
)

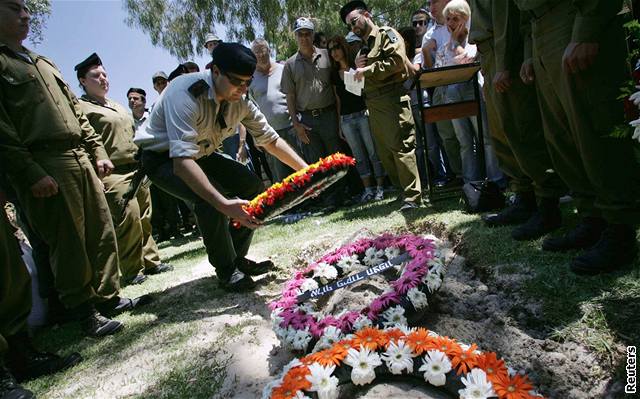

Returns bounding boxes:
[1,0,637,397]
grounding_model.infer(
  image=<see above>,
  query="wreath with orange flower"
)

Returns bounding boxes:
[262,325,546,399]
[243,153,355,222]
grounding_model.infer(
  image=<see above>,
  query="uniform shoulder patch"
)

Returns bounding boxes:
[385,29,399,43]
[188,79,210,98]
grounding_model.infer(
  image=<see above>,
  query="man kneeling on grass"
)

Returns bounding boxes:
[134,43,308,291]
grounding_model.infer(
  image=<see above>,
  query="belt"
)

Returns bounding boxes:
[300,105,334,118]
[112,162,138,175]
[29,139,81,152]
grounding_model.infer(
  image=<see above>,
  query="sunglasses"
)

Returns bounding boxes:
[412,20,427,27]
[221,70,253,88]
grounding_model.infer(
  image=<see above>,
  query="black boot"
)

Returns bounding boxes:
[71,302,124,337]
[511,197,562,241]
[542,216,607,252]
[570,224,638,275]
[5,332,82,382]
[0,361,33,399]
[483,191,536,227]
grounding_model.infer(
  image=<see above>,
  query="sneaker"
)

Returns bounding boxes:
[5,333,82,382]
[145,263,174,275]
[570,224,638,275]
[542,217,607,252]
[373,187,384,201]
[399,201,420,213]
[483,192,536,227]
[219,269,256,291]
[235,257,275,276]
[0,362,33,399]
[359,189,374,203]
[511,198,561,241]
[82,311,123,337]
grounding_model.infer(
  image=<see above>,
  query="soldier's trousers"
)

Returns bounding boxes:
[531,0,640,224]
[11,150,120,308]
[477,40,566,199]
[366,93,422,203]
[0,207,31,356]
[102,169,161,279]
[142,151,263,281]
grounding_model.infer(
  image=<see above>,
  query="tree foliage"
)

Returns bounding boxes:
[123,0,424,60]
[25,0,51,45]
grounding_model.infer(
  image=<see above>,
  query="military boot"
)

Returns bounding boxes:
[5,332,82,382]
[511,197,562,241]
[483,191,536,227]
[570,224,638,275]
[0,361,33,399]
[542,216,607,252]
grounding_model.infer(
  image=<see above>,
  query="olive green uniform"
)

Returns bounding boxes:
[469,0,565,199]
[0,206,31,356]
[514,0,639,223]
[79,97,161,280]
[361,25,422,203]
[0,44,120,308]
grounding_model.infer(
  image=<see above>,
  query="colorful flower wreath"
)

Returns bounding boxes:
[262,325,546,399]
[244,153,355,222]
[269,234,446,352]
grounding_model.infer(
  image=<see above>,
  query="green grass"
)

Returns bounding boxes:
[23,196,639,398]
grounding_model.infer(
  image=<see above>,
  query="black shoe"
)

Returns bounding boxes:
[570,224,638,275]
[219,269,256,291]
[5,333,82,382]
[82,310,124,337]
[0,362,33,399]
[124,274,148,285]
[235,257,274,276]
[542,216,607,252]
[96,295,153,317]
[399,201,420,213]
[511,198,562,241]
[145,263,174,275]
[483,192,536,227]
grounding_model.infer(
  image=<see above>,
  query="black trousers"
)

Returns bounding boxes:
[142,151,263,281]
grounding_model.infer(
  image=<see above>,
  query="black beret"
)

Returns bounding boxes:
[74,52,102,79]
[127,87,146,98]
[340,0,368,24]
[210,42,257,76]
[168,64,188,81]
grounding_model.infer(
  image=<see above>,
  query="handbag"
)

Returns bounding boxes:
[461,179,505,213]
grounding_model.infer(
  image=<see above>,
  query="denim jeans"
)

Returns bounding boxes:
[141,150,263,281]
[299,106,342,163]
[340,110,385,180]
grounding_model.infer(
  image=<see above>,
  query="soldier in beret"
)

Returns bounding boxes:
[135,42,308,291]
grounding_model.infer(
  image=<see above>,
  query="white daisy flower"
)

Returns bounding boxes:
[428,258,444,275]
[384,246,401,260]
[313,262,338,283]
[363,246,385,266]
[459,368,496,399]
[381,340,414,375]
[298,302,315,314]
[381,305,408,328]
[293,392,312,399]
[352,314,373,330]
[288,327,312,351]
[407,287,429,309]
[337,254,360,271]
[418,350,452,386]
[424,272,442,293]
[261,377,284,399]
[299,278,319,294]
[313,326,343,351]
[344,346,383,386]
[306,363,339,399]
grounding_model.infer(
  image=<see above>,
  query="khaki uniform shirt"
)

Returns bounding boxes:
[280,47,335,111]
[470,0,522,71]
[360,25,409,97]
[134,71,279,159]
[79,96,139,166]
[513,0,623,42]
[0,43,108,187]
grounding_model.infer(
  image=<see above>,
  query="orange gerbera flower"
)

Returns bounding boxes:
[476,352,507,384]
[271,384,301,399]
[492,372,535,399]
[425,336,459,357]
[450,343,479,375]
[381,328,406,348]
[405,328,434,355]
[305,347,345,367]
[351,327,386,350]
[281,366,311,392]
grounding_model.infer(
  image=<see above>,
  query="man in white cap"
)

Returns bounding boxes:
[204,33,221,54]
[152,71,168,95]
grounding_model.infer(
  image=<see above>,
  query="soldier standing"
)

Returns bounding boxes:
[340,0,423,211]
